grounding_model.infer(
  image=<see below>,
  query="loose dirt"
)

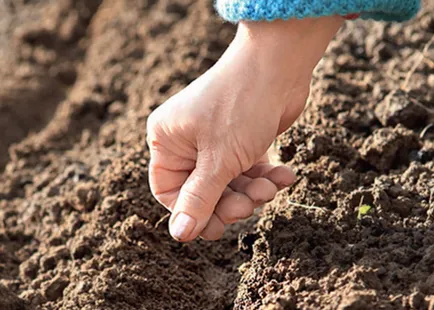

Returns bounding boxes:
[0,1,433,309]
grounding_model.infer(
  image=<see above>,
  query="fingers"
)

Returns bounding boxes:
[199,214,225,241]
[147,129,196,211]
[200,164,297,241]
[148,166,188,208]
[229,164,296,204]
[229,174,251,192]
[243,163,274,178]
[244,178,278,203]
[148,138,296,243]
[262,166,296,189]
[168,156,231,242]
[200,189,255,241]
[245,164,296,189]
[230,175,277,203]
[215,190,255,224]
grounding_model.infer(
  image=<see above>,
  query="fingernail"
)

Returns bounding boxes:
[170,212,196,241]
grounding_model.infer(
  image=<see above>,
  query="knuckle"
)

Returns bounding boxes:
[146,113,164,149]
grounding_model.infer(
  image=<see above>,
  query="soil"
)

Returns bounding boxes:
[0,0,433,309]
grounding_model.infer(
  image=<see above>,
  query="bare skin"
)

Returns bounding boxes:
[147,16,344,242]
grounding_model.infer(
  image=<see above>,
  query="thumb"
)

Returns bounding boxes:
[169,156,231,242]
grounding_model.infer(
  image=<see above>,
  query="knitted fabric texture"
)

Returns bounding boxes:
[216,0,421,23]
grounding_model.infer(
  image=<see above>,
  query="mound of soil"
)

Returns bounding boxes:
[236,6,434,309]
[0,0,433,309]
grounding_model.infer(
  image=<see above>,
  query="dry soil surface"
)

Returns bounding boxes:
[1,1,434,309]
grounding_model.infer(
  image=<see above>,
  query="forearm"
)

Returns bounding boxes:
[215,15,343,97]
[234,16,344,71]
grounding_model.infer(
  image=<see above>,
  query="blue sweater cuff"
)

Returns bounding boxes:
[215,0,421,23]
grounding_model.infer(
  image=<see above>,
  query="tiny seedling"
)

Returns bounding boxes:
[357,204,373,220]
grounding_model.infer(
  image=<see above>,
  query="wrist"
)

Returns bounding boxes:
[234,16,344,70]
[218,16,343,102]
[210,16,343,113]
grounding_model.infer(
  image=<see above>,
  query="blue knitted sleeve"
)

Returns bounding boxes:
[215,0,421,23]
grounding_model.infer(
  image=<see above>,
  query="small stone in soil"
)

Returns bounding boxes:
[374,90,428,129]
[0,283,28,310]
[41,275,70,301]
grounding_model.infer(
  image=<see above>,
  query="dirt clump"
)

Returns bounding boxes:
[374,89,430,129]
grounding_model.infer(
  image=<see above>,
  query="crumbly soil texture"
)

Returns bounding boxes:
[0,1,434,309]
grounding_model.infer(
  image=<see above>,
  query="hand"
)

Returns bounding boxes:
[147,16,343,242]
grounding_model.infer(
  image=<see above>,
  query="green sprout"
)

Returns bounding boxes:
[358,204,373,220]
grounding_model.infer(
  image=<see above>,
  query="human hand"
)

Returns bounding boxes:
[147,16,343,242]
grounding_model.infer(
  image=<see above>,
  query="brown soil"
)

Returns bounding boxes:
[0,0,433,309]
